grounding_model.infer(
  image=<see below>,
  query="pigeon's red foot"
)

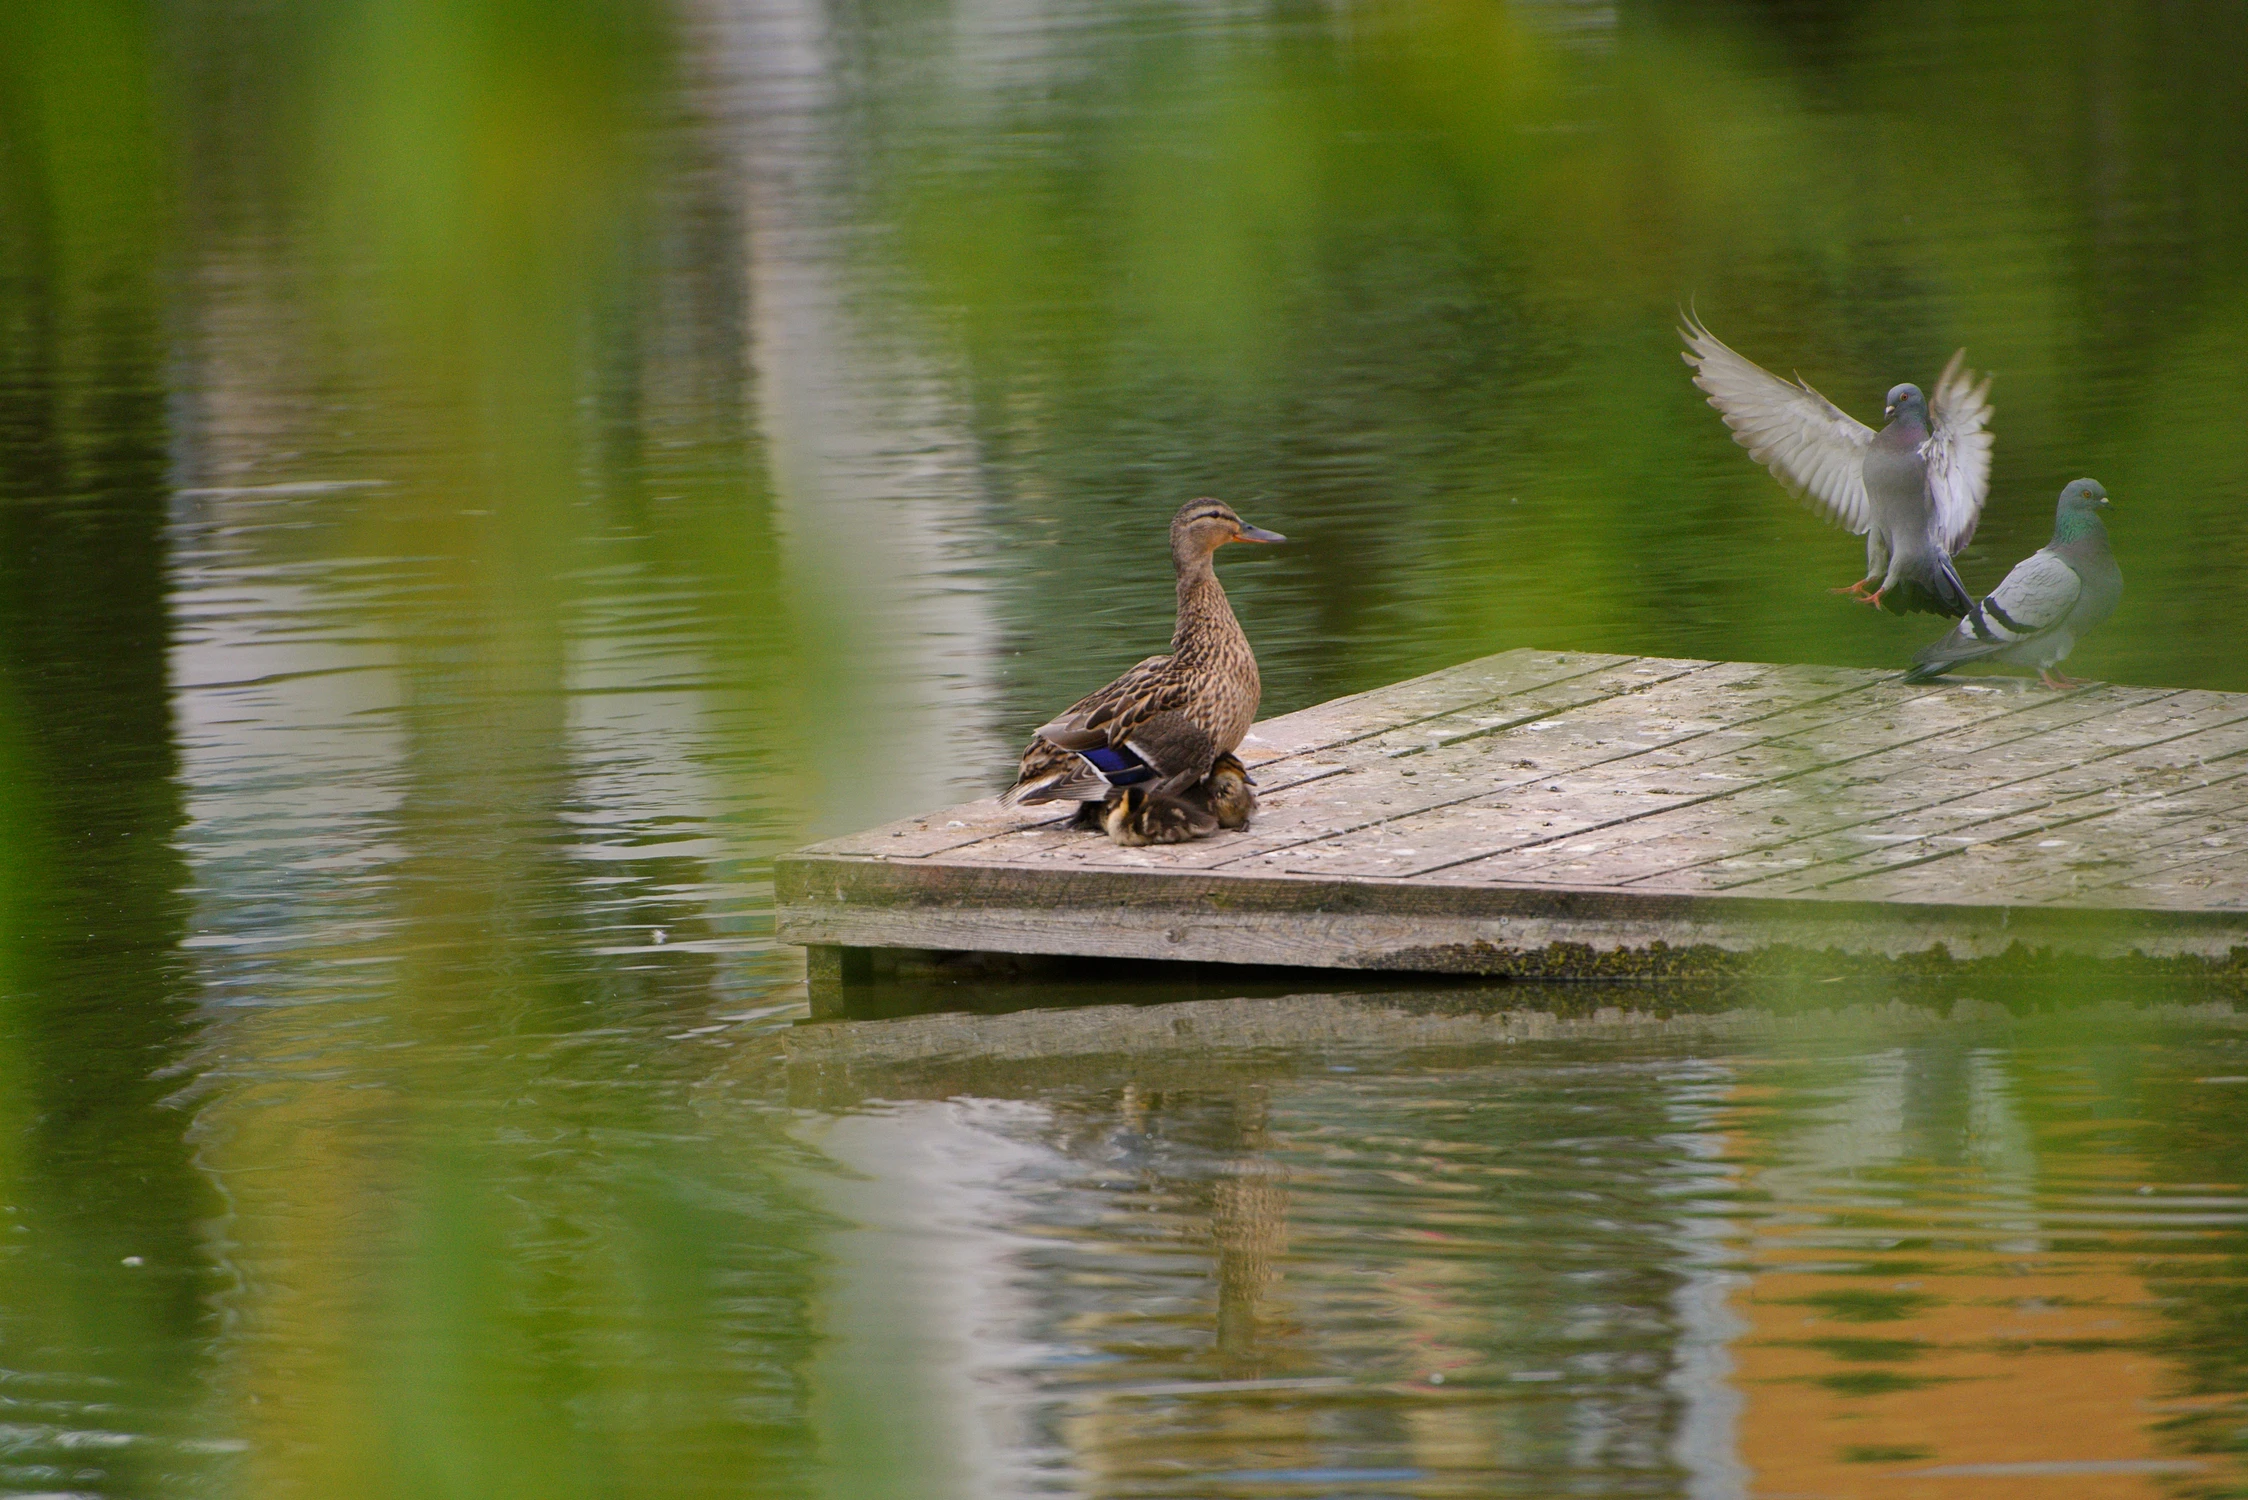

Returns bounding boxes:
[1863,587,1889,611]
[1829,580,1876,599]
[2039,668,2086,690]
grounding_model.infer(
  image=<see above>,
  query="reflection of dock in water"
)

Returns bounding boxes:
[780,649,2248,1000]
[762,992,2248,1499]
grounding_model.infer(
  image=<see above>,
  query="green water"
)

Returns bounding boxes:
[4,0,2248,1494]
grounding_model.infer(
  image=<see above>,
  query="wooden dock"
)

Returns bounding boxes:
[778,649,2248,989]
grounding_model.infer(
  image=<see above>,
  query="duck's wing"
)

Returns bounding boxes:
[1119,711,1219,794]
[1909,547,2079,676]
[1924,349,1994,554]
[1681,312,1876,535]
[1002,739,1112,806]
[1005,655,1194,807]
[1033,655,1182,743]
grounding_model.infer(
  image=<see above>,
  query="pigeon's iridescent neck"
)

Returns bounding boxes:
[2053,509,2107,546]
[1875,409,1928,450]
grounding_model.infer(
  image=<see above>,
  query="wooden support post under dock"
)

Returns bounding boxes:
[778,649,2248,985]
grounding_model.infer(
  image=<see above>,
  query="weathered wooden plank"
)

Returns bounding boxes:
[1200,659,1820,878]
[2073,839,2248,910]
[810,797,1063,861]
[1822,763,2248,909]
[775,650,2248,976]
[1704,696,2248,897]
[774,856,2248,967]
[1564,688,2161,890]
[944,655,1723,876]
[2041,782,2248,905]
[799,649,1634,862]
[1233,648,1636,761]
[1373,673,2112,887]
[1635,686,2209,892]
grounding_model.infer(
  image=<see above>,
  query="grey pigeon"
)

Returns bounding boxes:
[1906,479,2121,687]
[1682,313,1993,616]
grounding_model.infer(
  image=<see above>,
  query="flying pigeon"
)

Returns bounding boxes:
[1906,479,2120,687]
[1681,313,1993,616]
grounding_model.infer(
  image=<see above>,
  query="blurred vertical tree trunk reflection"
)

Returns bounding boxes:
[0,2,222,1493]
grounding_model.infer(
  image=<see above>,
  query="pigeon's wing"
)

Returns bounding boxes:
[1981,548,2082,636]
[1924,349,1994,554]
[1912,548,2080,673]
[1681,312,1876,535]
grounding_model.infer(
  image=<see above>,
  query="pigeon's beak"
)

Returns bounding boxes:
[1883,405,1895,419]
[1233,523,1286,544]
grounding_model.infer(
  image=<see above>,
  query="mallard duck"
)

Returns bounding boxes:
[1184,750,1257,829]
[1100,784,1220,846]
[1001,499,1284,834]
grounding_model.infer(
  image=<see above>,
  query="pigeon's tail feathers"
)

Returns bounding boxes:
[1879,575,1972,618]
[1935,552,1978,619]
[1902,657,1955,684]
[1875,551,1977,618]
[1908,627,2009,680]
[1907,584,2039,680]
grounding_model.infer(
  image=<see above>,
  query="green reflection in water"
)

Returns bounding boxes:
[2,0,2248,1496]
[1,3,216,1496]
[868,0,2248,720]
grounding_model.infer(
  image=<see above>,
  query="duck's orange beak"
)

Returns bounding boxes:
[1232,522,1286,544]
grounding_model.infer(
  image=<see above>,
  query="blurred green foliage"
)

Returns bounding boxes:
[3,0,2248,1496]
[5,0,827,1495]
[861,0,2248,721]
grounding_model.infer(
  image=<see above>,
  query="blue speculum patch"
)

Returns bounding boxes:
[1077,744,1153,786]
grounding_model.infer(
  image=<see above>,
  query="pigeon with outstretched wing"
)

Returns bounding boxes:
[1682,312,1992,617]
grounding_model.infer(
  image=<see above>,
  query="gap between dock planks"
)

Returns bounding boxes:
[777,649,2248,975]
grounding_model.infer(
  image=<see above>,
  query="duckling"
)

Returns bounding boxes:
[1064,711,1215,830]
[1187,751,1258,829]
[1002,499,1284,823]
[1100,784,1219,846]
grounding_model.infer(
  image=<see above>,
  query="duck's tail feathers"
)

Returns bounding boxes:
[1002,759,1111,807]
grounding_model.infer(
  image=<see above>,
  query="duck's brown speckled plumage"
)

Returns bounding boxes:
[1002,500,1280,812]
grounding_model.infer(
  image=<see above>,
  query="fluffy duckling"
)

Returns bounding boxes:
[1100,785,1218,846]
[1062,711,1216,832]
[1186,751,1258,829]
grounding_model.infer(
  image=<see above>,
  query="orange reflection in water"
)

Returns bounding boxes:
[1720,1044,2243,1500]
